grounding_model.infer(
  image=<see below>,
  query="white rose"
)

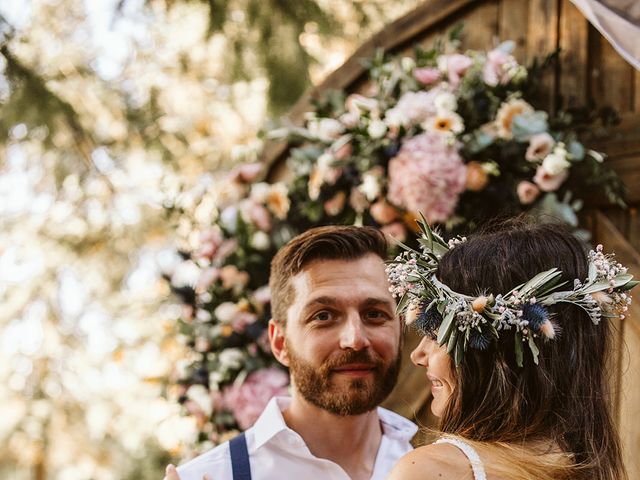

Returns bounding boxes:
[187,385,212,416]
[250,231,270,251]
[401,56,416,72]
[384,108,408,128]
[219,206,239,233]
[250,182,270,203]
[310,118,344,140]
[214,302,238,323]
[434,92,457,113]
[218,348,244,370]
[367,119,388,139]
[541,152,570,176]
[359,172,381,201]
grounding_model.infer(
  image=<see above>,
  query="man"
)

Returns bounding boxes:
[168,225,417,480]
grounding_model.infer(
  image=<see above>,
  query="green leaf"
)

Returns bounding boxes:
[520,268,561,294]
[528,335,540,365]
[447,328,458,354]
[395,293,411,316]
[619,280,639,292]
[437,308,456,346]
[514,332,524,368]
[454,334,465,367]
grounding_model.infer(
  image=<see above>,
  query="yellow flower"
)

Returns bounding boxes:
[424,111,464,134]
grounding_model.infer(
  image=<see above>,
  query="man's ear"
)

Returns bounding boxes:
[269,319,289,367]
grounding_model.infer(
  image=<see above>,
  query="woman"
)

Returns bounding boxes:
[385,218,633,480]
[166,218,635,480]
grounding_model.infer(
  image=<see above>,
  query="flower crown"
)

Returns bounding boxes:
[386,215,638,367]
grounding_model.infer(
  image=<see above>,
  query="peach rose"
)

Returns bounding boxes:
[516,181,541,204]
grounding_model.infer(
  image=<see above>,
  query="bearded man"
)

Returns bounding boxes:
[171,226,416,480]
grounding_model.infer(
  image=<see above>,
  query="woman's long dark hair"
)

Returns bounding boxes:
[435,218,625,480]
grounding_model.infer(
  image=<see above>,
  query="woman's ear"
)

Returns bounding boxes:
[269,319,289,366]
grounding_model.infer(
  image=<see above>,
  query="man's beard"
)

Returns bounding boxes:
[286,340,401,416]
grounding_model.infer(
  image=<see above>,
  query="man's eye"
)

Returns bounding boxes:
[313,311,333,321]
[365,310,388,321]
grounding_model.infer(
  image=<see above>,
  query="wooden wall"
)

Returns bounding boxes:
[264,0,640,474]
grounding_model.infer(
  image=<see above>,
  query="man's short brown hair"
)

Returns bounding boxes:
[269,225,389,325]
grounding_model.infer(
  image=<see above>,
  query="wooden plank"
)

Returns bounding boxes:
[605,154,640,205]
[526,0,560,113]
[593,211,640,466]
[636,69,640,113]
[557,0,588,107]
[588,112,640,159]
[460,0,500,52]
[630,208,640,256]
[498,0,529,63]
[620,312,640,479]
[588,24,635,113]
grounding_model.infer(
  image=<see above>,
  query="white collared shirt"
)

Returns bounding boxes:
[177,396,417,480]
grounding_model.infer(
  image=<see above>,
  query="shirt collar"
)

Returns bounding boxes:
[251,396,417,449]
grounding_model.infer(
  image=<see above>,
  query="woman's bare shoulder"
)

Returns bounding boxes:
[387,443,474,480]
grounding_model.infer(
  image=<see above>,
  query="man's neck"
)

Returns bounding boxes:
[282,393,383,480]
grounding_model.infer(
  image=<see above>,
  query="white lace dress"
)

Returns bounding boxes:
[434,437,487,480]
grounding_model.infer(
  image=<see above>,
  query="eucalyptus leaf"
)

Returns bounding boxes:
[514,332,524,367]
[454,335,465,366]
[437,308,456,345]
[528,335,540,365]
[447,328,459,354]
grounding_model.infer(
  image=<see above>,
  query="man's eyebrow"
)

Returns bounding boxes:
[303,296,338,308]
[362,297,395,309]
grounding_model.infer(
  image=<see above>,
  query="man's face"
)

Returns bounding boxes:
[271,253,401,416]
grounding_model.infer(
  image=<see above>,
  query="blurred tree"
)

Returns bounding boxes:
[135,0,421,113]
[0,0,419,478]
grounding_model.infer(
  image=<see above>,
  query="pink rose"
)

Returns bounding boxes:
[441,54,473,86]
[525,133,554,162]
[533,166,568,192]
[516,181,541,204]
[483,49,517,86]
[246,202,272,231]
[370,200,400,225]
[237,162,263,183]
[414,67,441,85]
[222,368,290,430]
[196,228,224,260]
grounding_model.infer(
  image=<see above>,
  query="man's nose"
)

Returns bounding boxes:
[339,313,371,350]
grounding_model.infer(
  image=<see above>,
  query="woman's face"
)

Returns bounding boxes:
[410,336,455,417]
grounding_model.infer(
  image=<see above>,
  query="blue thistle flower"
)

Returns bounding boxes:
[469,329,492,350]
[522,303,549,330]
[414,305,442,338]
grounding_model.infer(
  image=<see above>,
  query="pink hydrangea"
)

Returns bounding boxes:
[387,132,466,224]
[413,67,440,85]
[222,368,289,430]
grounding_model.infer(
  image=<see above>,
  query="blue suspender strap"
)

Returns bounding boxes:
[229,432,252,480]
